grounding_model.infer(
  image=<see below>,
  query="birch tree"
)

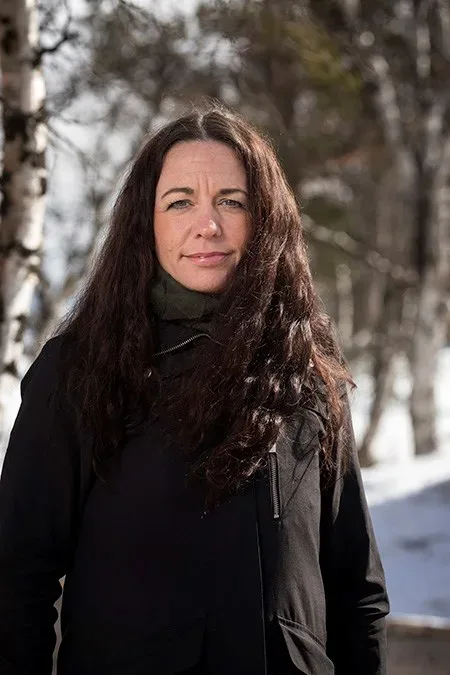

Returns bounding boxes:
[0,0,47,444]
[0,0,76,449]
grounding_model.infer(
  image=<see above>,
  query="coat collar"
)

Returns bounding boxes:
[150,320,211,380]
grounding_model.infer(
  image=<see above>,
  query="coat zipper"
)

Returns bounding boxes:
[268,445,281,520]
[145,333,210,377]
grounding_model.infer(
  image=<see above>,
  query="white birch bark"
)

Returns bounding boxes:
[409,138,450,454]
[408,0,450,455]
[409,273,447,454]
[0,0,47,454]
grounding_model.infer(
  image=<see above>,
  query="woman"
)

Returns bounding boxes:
[0,105,388,675]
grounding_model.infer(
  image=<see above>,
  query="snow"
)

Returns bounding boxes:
[352,348,450,619]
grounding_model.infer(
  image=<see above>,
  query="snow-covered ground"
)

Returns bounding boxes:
[352,348,450,619]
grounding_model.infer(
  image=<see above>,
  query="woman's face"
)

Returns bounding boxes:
[153,140,251,293]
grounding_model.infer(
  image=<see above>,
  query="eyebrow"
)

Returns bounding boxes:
[160,187,248,199]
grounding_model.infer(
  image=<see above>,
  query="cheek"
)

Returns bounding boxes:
[156,234,175,256]
[237,215,252,249]
[154,218,178,256]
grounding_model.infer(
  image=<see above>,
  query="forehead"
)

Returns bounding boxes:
[157,140,247,186]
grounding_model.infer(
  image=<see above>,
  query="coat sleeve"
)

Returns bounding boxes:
[320,389,389,675]
[0,337,83,675]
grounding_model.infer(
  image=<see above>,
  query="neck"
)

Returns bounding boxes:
[150,263,221,323]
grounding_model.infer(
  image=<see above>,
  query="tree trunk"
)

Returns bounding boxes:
[0,0,47,450]
[358,347,395,468]
[335,263,353,351]
[409,273,447,456]
[358,281,400,467]
[409,132,450,456]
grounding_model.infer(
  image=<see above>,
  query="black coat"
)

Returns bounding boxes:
[0,322,389,675]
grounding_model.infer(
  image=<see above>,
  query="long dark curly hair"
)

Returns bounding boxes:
[54,103,351,498]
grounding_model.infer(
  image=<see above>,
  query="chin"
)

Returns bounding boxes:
[186,281,226,294]
[182,273,228,294]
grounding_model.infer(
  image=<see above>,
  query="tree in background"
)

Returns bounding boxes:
[0,0,49,440]
[79,0,424,462]
[1,0,448,462]
[311,0,450,457]
[0,0,77,447]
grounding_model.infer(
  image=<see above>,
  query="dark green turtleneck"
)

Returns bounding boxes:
[149,263,221,333]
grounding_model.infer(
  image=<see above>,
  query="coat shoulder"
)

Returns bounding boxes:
[20,333,72,399]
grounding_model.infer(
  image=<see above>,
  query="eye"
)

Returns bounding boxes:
[166,199,191,210]
[219,198,246,209]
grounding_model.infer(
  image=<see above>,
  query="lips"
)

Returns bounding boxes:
[186,252,229,258]
[184,251,231,267]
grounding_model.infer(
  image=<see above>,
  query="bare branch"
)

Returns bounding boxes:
[335,0,407,152]
[339,0,360,23]
[35,0,78,65]
[436,0,450,59]
[302,213,418,285]
[36,29,78,63]
[415,0,432,82]
[424,97,447,169]
[368,52,406,150]
[301,176,353,204]
[47,122,98,170]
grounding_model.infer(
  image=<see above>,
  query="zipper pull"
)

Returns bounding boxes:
[268,445,281,520]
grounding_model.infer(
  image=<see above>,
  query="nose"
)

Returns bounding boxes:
[196,209,222,238]
[200,219,221,238]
